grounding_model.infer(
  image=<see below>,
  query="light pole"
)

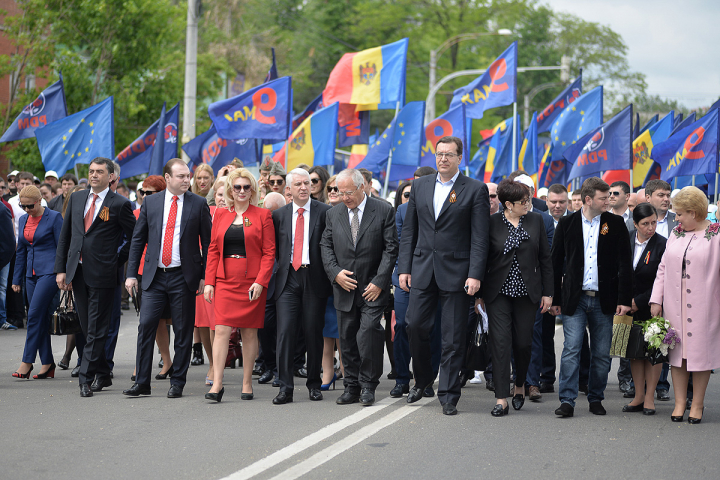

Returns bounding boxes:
[427,29,512,122]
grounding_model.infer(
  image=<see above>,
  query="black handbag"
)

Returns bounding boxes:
[464,312,490,371]
[49,291,83,336]
[624,323,647,359]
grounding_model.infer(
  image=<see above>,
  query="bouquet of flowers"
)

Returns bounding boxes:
[640,316,681,365]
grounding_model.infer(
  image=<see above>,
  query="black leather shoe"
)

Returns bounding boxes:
[555,403,574,417]
[671,413,684,422]
[491,404,508,417]
[443,403,458,416]
[407,386,424,403]
[294,367,308,378]
[80,383,93,397]
[336,391,360,405]
[71,365,80,377]
[539,382,555,393]
[623,391,635,398]
[387,369,397,380]
[273,392,293,405]
[512,394,525,411]
[90,376,112,392]
[258,370,274,384]
[360,388,375,406]
[589,401,606,415]
[309,388,323,401]
[423,385,435,397]
[643,408,656,415]
[253,362,265,376]
[123,383,151,396]
[622,403,644,412]
[272,379,281,387]
[626,386,636,397]
[390,383,409,398]
[485,379,495,391]
[656,389,670,401]
[167,385,183,398]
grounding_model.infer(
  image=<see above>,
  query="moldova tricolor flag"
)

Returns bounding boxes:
[272,102,339,171]
[631,111,674,189]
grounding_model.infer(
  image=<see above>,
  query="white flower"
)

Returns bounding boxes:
[644,332,652,342]
[659,344,669,356]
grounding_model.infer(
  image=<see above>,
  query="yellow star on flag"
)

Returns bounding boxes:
[89,122,93,127]
[399,123,404,128]
[62,136,67,141]
[64,150,68,155]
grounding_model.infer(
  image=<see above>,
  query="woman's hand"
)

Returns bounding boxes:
[204,285,214,303]
[11,285,20,293]
[650,303,663,317]
[540,296,552,314]
[249,283,264,301]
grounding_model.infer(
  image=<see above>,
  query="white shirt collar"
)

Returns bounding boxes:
[635,232,649,247]
[436,170,460,186]
[293,199,311,213]
[91,186,110,200]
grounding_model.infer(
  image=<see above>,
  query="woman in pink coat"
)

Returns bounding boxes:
[650,186,720,424]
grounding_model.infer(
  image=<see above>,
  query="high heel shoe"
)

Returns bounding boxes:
[12,365,33,379]
[241,391,254,400]
[491,403,509,417]
[155,365,174,380]
[321,373,337,391]
[33,362,56,379]
[58,356,71,370]
[688,407,704,424]
[205,387,225,403]
[671,414,684,422]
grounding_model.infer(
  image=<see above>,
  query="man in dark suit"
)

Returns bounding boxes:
[48,173,78,213]
[271,168,332,404]
[398,135,489,416]
[0,201,14,330]
[320,169,398,406]
[55,157,136,397]
[551,177,633,417]
[123,159,212,398]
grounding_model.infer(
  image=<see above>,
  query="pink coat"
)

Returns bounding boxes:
[650,223,720,371]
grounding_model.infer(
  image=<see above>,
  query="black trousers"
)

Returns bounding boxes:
[406,275,473,407]
[275,267,326,393]
[72,265,114,385]
[486,293,537,399]
[258,299,277,374]
[338,298,386,393]
[134,269,195,388]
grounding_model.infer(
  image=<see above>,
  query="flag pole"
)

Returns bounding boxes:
[512,102,517,172]
[629,169,633,193]
[715,172,719,206]
[691,175,696,187]
[382,101,402,198]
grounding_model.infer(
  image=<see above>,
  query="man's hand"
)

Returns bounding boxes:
[650,303,663,317]
[362,283,382,302]
[550,306,561,316]
[204,285,215,303]
[399,274,411,292]
[125,278,138,296]
[56,273,71,291]
[465,278,481,296]
[540,296,553,314]
[335,270,358,292]
[11,285,20,293]
[616,305,632,316]
[197,279,205,296]
[630,298,639,313]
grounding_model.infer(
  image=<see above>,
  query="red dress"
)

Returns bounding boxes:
[195,206,217,329]
[205,205,275,328]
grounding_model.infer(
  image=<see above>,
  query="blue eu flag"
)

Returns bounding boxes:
[390,101,425,166]
[550,86,603,161]
[536,74,582,133]
[35,97,114,176]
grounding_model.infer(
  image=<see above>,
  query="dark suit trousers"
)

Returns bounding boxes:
[486,294,537,399]
[105,282,122,371]
[134,269,195,388]
[73,265,114,385]
[21,275,57,365]
[258,299,277,374]
[338,298,386,393]
[275,267,326,392]
[406,275,472,406]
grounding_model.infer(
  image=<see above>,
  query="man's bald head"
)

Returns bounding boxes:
[263,192,286,212]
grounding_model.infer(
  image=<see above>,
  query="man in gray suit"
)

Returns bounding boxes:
[321,169,398,406]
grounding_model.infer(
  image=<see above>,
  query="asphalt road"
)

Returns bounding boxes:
[1,311,718,480]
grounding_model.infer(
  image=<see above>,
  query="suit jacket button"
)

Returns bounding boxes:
[687,332,692,337]
[687,304,692,308]
[688,318,692,323]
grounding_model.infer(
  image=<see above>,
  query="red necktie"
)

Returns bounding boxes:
[162,195,178,266]
[292,207,305,271]
[84,194,98,232]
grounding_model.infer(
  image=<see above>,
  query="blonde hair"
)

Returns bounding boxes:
[191,164,214,195]
[213,176,227,192]
[673,186,708,219]
[225,168,259,207]
[19,185,42,202]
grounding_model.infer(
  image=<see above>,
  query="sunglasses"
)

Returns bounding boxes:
[311,178,320,184]
[20,203,36,209]
[138,189,157,196]
[489,194,497,199]
[233,184,252,192]
[403,192,410,198]
[327,186,339,194]
[609,191,622,196]
[268,179,284,186]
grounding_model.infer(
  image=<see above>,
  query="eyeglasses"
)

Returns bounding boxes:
[233,184,252,192]
[512,199,529,206]
[403,191,411,198]
[339,185,362,197]
[489,194,497,199]
[268,179,284,186]
[19,203,36,209]
[326,186,339,194]
[435,152,459,159]
[311,178,320,184]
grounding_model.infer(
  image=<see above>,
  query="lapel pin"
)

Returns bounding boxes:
[449,190,457,203]
[244,217,252,227]
[99,206,110,222]
[600,222,608,235]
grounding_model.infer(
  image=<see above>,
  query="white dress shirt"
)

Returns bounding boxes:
[8,194,48,241]
[433,170,459,220]
[291,199,311,265]
[614,207,631,222]
[83,187,109,220]
[347,193,368,227]
[158,191,184,268]
[633,233,649,269]
[581,209,601,291]
[656,212,669,238]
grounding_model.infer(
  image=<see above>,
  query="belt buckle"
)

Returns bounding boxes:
[300,264,309,269]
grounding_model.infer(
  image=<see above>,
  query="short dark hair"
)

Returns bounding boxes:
[90,157,115,175]
[633,203,658,224]
[572,189,582,197]
[645,179,672,197]
[610,181,630,195]
[17,171,34,182]
[39,182,52,190]
[497,179,530,207]
[358,168,372,184]
[61,173,78,185]
[580,177,609,204]
[163,158,187,177]
[414,166,436,177]
[394,181,412,210]
[548,184,568,195]
[436,136,462,155]
[116,182,128,192]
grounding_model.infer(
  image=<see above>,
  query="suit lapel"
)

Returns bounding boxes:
[436,173,466,220]
[285,203,294,245]
[179,192,193,238]
[307,200,320,241]
[336,205,354,245]
[355,197,376,245]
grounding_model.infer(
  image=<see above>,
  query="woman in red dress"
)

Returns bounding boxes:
[204,169,275,402]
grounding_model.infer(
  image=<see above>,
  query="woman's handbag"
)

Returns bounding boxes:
[464,309,490,372]
[624,323,647,359]
[49,291,83,336]
[609,314,634,358]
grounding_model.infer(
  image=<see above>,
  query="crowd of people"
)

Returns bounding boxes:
[1,135,718,422]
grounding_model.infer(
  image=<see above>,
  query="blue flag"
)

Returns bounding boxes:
[264,48,279,83]
[209,76,292,141]
[471,136,492,180]
[673,113,684,130]
[357,122,394,176]
[293,94,324,131]
[148,103,167,176]
[488,115,521,183]
[0,76,68,143]
[652,109,719,182]
[709,98,720,113]
[183,124,260,175]
[390,101,425,166]
[35,97,114,176]
[518,111,539,174]
[640,114,659,134]
[536,74,582,133]
[338,110,370,148]
[449,42,517,119]
[632,112,640,140]
[116,103,180,179]
[671,112,696,136]
[550,86,603,161]
[420,105,468,167]
[565,104,633,181]
[541,159,568,188]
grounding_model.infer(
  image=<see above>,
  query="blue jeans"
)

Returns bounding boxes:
[0,262,9,324]
[559,295,613,407]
